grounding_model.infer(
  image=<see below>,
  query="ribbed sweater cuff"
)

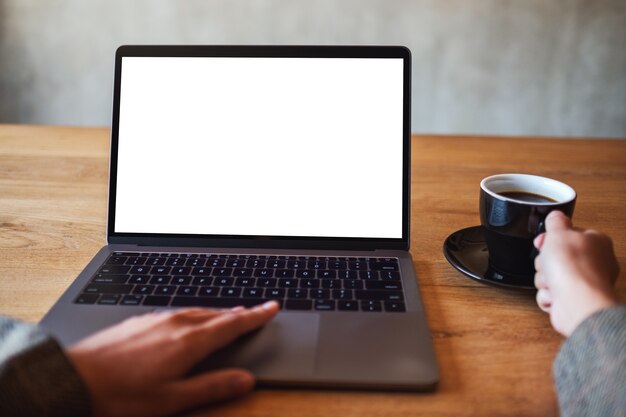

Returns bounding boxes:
[553,306,626,417]
[0,317,91,417]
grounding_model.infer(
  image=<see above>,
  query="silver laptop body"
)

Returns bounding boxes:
[41,45,438,390]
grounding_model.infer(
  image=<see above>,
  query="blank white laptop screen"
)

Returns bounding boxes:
[114,56,404,239]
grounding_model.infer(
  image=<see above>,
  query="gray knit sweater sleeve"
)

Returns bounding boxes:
[0,316,91,417]
[553,306,626,417]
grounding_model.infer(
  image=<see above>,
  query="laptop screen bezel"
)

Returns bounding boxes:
[107,45,411,251]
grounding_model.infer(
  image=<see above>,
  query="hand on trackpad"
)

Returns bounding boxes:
[192,312,320,380]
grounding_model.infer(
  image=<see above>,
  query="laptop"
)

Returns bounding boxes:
[40,45,439,390]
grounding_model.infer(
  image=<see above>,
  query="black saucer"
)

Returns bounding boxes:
[443,226,536,291]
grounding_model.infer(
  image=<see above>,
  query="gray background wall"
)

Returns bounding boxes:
[0,0,624,137]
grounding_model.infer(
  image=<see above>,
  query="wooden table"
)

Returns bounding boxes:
[1,124,624,417]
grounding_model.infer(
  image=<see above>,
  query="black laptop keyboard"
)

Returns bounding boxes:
[74,252,406,312]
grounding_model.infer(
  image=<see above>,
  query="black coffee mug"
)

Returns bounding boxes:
[480,174,576,285]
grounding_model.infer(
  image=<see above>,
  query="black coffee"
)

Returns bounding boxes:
[499,191,557,203]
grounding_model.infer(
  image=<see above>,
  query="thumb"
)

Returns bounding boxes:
[544,210,572,232]
[163,369,255,414]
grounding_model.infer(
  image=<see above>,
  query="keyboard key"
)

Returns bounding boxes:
[143,296,171,306]
[243,288,263,298]
[213,268,233,276]
[266,288,285,299]
[378,271,400,280]
[92,274,129,284]
[113,251,139,256]
[355,290,403,301]
[192,276,213,286]
[125,276,147,285]
[171,297,271,308]
[85,284,133,294]
[275,269,295,278]
[105,256,127,265]
[171,267,191,275]
[75,293,99,304]
[318,270,336,279]
[207,259,226,267]
[221,287,242,297]
[328,261,347,270]
[285,300,312,310]
[361,300,382,312]
[192,267,212,276]
[165,257,185,266]
[307,260,325,269]
[369,262,398,271]
[321,279,341,289]
[359,270,379,280]
[365,280,403,290]
[254,269,273,278]
[246,259,266,268]
[257,278,277,287]
[288,289,308,299]
[278,279,297,288]
[267,260,286,269]
[300,279,320,289]
[129,266,150,274]
[149,275,171,285]
[121,295,143,305]
[384,301,406,312]
[185,258,206,267]
[287,260,306,269]
[296,270,315,278]
[99,265,130,274]
[235,278,255,287]
[338,270,357,279]
[215,277,234,286]
[343,280,363,290]
[332,289,353,300]
[314,300,335,311]
[156,285,176,295]
[348,262,366,270]
[338,300,359,311]
[225,259,243,267]
[177,286,198,296]
[126,256,147,266]
[150,266,171,275]
[133,285,155,295]
[98,294,120,305]
[172,276,192,285]
[147,258,166,266]
[234,268,253,277]
[311,289,330,299]
[198,286,219,297]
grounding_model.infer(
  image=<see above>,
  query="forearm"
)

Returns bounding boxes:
[553,306,626,417]
[0,316,91,417]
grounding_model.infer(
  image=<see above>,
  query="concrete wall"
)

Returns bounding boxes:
[0,0,624,137]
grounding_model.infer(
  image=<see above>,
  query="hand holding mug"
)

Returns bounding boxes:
[533,211,619,337]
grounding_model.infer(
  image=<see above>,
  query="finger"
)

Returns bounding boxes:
[534,272,547,290]
[544,210,572,232]
[536,288,552,313]
[533,233,546,250]
[155,308,227,327]
[534,253,542,273]
[163,369,255,414]
[184,301,280,364]
[161,308,226,318]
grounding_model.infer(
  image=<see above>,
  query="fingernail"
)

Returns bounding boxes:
[230,306,245,312]
[261,300,278,310]
[231,373,254,392]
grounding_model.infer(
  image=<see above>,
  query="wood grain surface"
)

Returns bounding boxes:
[1,124,624,417]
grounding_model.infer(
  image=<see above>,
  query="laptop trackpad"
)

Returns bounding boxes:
[315,312,430,385]
[192,312,319,380]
